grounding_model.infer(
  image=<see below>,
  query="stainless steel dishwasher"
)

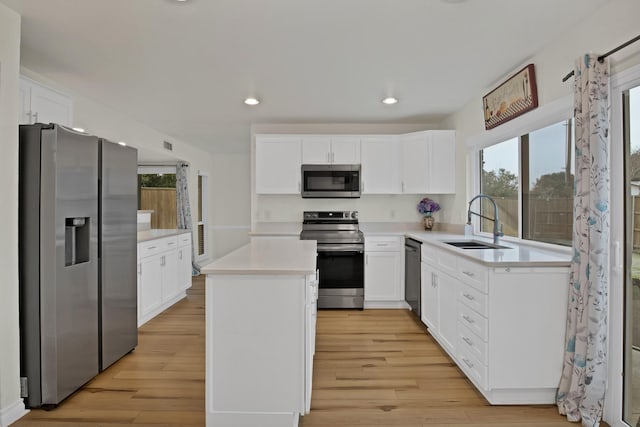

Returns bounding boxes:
[404,238,421,316]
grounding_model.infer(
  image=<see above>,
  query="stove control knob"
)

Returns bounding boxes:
[351,211,358,219]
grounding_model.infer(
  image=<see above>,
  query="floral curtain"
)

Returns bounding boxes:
[176,161,201,276]
[556,54,610,426]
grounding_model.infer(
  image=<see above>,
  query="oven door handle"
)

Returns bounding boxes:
[317,244,364,253]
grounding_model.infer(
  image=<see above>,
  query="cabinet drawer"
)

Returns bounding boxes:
[457,341,488,390]
[178,233,191,247]
[457,282,488,317]
[458,321,488,364]
[436,250,457,276]
[365,236,401,252]
[457,300,488,341]
[139,236,178,258]
[457,257,488,293]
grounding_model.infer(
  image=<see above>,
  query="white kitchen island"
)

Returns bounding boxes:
[201,239,318,427]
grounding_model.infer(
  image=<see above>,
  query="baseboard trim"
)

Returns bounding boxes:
[0,398,28,427]
[363,300,410,309]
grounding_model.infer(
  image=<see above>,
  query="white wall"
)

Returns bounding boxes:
[442,0,640,224]
[209,151,251,259]
[251,123,450,226]
[0,4,25,426]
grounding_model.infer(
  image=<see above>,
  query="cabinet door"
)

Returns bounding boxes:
[400,132,429,194]
[302,136,331,164]
[331,137,360,164]
[428,131,456,194]
[436,271,458,355]
[140,254,163,318]
[178,247,192,290]
[361,136,401,194]
[29,80,74,126]
[255,136,302,194]
[364,251,402,301]
[420,262,438,330]
[162,250,180,302]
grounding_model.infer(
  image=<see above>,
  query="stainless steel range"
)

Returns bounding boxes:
[300,211,364,309]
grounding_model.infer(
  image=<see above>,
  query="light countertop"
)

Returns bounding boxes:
[406,231,571,268]
[137,229,190,243]
[249,222,571,267]
[201,239,317,275]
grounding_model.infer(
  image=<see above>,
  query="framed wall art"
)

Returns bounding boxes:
[483,64,538,130]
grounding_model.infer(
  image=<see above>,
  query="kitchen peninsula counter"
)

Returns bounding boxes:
[201,238,318,427]
[137,228,190,242]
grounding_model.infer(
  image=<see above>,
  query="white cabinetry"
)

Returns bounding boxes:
[177,233,192,290]
[420,247,457,355]
[419,241,569,404]
[364,235,405,308]
[255,135,302,194]
[399,130,456,194]
[19,76,73,126]
[137,233,190,327]
[206,270,318,426]
[302,136,360,164]
[360,136,401,194]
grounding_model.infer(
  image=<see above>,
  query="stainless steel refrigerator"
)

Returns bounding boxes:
[19,123,138,408]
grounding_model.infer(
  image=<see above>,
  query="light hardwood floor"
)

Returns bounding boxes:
[13,276,206,427]
[13,276,607,427]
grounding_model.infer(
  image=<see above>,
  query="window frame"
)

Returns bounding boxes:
[468,95,574,252]
[196,170,209,263]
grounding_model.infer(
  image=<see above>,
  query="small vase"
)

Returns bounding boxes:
[423,214,434,230]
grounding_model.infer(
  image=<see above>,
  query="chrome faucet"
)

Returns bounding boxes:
[467,194,504,245]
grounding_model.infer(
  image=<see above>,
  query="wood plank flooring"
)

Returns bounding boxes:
[13,276,206,427]
[13,276,607,426]
[300,309,605,427]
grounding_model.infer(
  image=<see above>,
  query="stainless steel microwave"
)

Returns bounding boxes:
[301,164,361,198]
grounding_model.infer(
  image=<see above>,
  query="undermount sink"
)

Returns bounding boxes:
[441,240,511,250]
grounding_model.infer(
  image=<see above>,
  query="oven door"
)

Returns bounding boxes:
[301,165,361,198]
[316,244,364,309]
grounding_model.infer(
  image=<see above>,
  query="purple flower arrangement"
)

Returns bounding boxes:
[417,197,440,215]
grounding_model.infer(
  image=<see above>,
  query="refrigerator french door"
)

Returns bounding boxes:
[18,124,137,408]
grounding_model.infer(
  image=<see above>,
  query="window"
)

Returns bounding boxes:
[197,172,208,259]
[137,165,177,229]
[479,119,574,246]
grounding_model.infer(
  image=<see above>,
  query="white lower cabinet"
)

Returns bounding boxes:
[178,233,192,290]
[364,235,405,308]
[420,241,569,404]
[206,271,318,426]
[137,233,190,327]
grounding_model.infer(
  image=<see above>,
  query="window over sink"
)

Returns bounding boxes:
[479,118,574,246]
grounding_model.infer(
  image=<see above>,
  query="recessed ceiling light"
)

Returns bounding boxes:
[244,97,260,106]
[72,127,85,132]
[382,97,398,105]
[118,141,127,146]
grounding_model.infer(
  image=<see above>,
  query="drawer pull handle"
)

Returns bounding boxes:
[463,293,475,301]
[462,358,474,369]
[462,271,475,277]
[462,314,475,324]
[168,242,175,245]
[147,246,157,250]
[462,336,473,346]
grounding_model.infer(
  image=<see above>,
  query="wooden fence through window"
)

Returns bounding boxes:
[140,187,177,229]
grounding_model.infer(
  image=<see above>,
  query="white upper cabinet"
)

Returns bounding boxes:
[428,130,456,194]
[255,135,302,194]
[400,130,456,194]
[302,136,360,164]
[360,136,401,194]
[20,76,73,127]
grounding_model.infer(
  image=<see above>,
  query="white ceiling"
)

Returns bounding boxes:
[5,0,609,154]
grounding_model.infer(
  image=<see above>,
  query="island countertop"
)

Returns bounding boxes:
[201,238,317,275]
[137,229,190,242]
